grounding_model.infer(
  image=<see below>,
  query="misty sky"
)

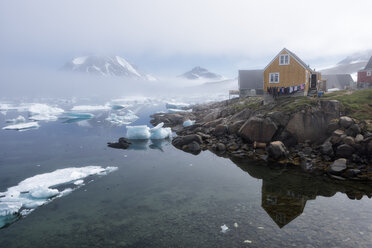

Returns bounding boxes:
[1,0,371,77]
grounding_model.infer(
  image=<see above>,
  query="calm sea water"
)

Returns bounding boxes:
[0,103,372,248]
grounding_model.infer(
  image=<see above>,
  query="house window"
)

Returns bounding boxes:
[367,71,371,76]
[279,54,290,65]
[269,73,279,83]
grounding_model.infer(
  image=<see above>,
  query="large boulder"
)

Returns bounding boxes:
[172,134,203,148]
[328,158,347,174]
[227,120,245,135]
[335,144,355,158]
[278,130,298,147]
[229,108,252,123]
[238,117,277,143]
[182,141,201,155]
[267,141,289,159]
[330,129,345,144]
[339,116,353,129]
[203,110,221,123]
[267,111,290,128]
[214,124,227,136]
[321,140,334,156]
[320,100,340,119]
[345,124,361,137]
[285,110,329,144]
[107,137,131,149]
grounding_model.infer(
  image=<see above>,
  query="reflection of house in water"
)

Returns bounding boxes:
[261,180,311,228]
[229,157,372,229]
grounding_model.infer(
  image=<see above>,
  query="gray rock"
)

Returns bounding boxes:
[203,110,220,123]
[345,124,361,137]
[227,120,245,135]
[172,134,203,148]
[203,118,225,128]
[331,129,344,144]
[320,100,340,119]
[230,108,252,122]
[343,136,355,146]
[278,130,298,148]
[355,134,364,143]
[182,141,201,155]
[339,116,353,129]
[321,140,334,156]
[327,119,340,134]
[267,111,290,127]
[328,158,347,174]
[336,144,355,158]
[107,137,131,149]
[216,143,226,152]
[267,141,289,159]
[214,124,227,136]
[238,117,278,143]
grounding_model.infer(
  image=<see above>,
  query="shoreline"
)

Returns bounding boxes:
[150,89,372,181]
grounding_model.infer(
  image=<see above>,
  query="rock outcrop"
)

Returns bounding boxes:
[238,117,277,143]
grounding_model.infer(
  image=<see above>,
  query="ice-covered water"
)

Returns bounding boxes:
[0,97,372,248]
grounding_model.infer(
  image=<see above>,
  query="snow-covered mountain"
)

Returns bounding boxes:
[178,66,223,80]
[320,50,372,80]
[62,55,156,81]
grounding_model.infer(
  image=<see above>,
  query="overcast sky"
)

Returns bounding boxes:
[0,0,371,77]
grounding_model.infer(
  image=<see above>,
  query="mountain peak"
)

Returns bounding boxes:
[62,55,156,81]
[179,66,223,80]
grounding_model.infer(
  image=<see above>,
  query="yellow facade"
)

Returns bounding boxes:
[264,50,311,94]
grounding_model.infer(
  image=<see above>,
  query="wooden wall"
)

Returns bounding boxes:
[264,50,310,94]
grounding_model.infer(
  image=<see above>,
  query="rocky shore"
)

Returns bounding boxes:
[150,90,372,181]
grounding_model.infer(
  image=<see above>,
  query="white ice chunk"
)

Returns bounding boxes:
[221,224,229,233]
[0,166,117,228]
[106,111,139,126]
[28,103,64,121]
[165,102,190,109]
[6,115,26,124]
[150,122,172,139]
[183,119,195,127]
[30,187,59,199]
[2,122,39,131]
[126,125,151,139]
[73,180,84,185]
[167,108,192,114]
[71,105,110,111]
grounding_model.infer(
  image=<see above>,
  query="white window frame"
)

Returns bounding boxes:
[367,71,371,76]
[279,54,290,65]
[269,72,280,83]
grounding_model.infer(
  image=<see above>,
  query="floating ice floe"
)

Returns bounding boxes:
[221,224,229,233]
[71,105,111,111]
[126,122,172,140]
[0,166,117,229]
[110,104,131,110]
[6,115,26,124]
[2,122,39,131]
[183,119,195,127]
[165,102,190,110]
[106,110,139,126]
[167,108,192,114]
[60,112,94,123]
[28,103,64,121]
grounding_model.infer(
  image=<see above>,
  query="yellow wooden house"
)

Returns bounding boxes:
[263,48,321,96]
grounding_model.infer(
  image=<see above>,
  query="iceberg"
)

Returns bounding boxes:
[60,112,94,123]
[150,122,172,139]
[2,122,39,131]
[126,125,151,140]
[126,122,172,140]
[28,103,64,121]
[6,115,26,124]
[71,105,110,111]
[110,104,130,110]
[183,119,195,127]
[0,166,117,229]
[106,110,139,126]
[165,102,190,110]
[167,108,192,114]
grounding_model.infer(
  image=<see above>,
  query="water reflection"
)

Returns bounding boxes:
[231,158,372,228]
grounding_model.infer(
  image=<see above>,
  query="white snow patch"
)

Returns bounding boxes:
[115,56,141,77]
[71,105,110,111]
[2,122,39,131]
[72,56,88,65]
[183,120,195,127]
[0,166,117,228]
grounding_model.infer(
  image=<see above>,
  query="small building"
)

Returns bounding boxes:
[263,48,320,97]
[322,74,354,90]
[357,56,372,88]
[238,69,264,97]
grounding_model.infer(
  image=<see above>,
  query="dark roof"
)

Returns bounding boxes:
[364,56,372,70]
[238,70,264,90]
[264,48,313,72]
[322,74,354,90]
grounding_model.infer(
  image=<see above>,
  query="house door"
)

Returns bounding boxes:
[311,74,317,88]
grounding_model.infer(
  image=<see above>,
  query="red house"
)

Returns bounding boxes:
[357,56,372,88]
